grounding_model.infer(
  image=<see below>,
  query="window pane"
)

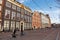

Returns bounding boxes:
[21,9,24,14]
[0,12,1,18]
[17,6,20,12]
[11,21,15,31]
[0,6,1,11]
[6,21,9,30]
[0,0,2,4]
[5,9,10,19]
[0,23,1,30]
[6,1,11,8]
[4,21,9,30]
[11,11,16,20]
[12,4,16,10]
[16,22,20,29]
[17,13,20,20]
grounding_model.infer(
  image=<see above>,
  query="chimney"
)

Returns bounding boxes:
[46,14,49,17]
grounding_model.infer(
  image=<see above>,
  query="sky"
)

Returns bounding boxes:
[17,0,60,24]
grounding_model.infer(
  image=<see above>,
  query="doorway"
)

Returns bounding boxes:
[20,21,24,31]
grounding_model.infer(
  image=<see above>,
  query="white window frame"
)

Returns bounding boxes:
[11,11,16,20]
[17,6,20,12]
[4,21,9,30]
[12,4,16,10]
[6,1,11,8]
[0,0,2,4]
[5,9,10,19]
[17,13,20,20]
[0,6,1,11]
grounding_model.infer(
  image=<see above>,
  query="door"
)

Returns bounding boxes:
[20,21,24,31]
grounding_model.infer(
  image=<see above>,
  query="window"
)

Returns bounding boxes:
[26,11,28,15]
[28,16,29,22]
[0,6,1,11]
[24,15,28,22]
[0,22,1,30]
[24,23,26,29]
[28,17,30,22]
[11,21,15,31]
[17,13,20,20]
[27,11,29,15]
[29,17,31,22]
[12,4,16,10]
[17,6,20,12]
[0,12,1,18]
[25,10,27,14]
[11,11,16,20]
[5,9,10,19]
[24,15,26,21]
[21,8,24,14]
[4,21,9,30]
[0,0,2,4]
[21,14,24,19]
[6,1,11,8]
[16,22,20,29]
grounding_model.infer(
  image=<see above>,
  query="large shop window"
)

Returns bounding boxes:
[6,1,11,8]
[12,4,16,10]
[11,11,16,20]
[0,0,2,4]
[11,21,15,31]
[5,9,10,19]
[17,13,20,20]
[4,21,9,30]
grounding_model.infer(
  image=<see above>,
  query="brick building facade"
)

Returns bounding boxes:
[0,0,51,31]
[0,0,32,31]
[32,11,41,29]
[32,11,51,29]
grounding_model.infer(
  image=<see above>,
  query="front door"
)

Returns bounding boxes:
[20,21,24,31]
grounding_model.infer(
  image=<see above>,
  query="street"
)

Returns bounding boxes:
[0,27,60,40]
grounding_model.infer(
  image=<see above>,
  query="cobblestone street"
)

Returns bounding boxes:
[0,28,60,40]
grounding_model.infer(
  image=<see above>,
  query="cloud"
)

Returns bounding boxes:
[35,10,46,13]
[35,9,60,23]
[35,9,60,14]
[17,0,27,3]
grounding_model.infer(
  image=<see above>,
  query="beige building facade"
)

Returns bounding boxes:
[40,13,51,28]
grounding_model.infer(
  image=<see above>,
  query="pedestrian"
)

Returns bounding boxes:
[34,26,35,29]
[12,29,16,38]
[21,25,24,36]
